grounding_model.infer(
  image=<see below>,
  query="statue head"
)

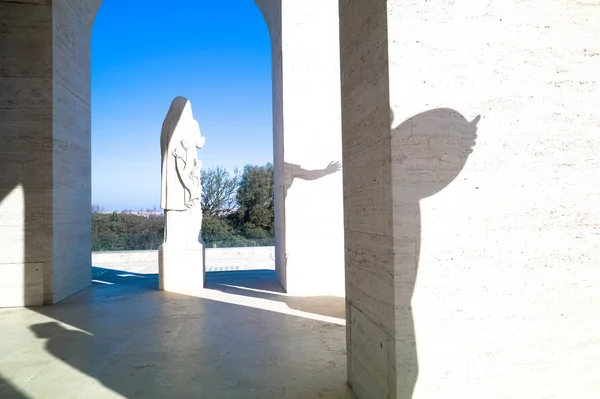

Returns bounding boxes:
[161,97,193,156]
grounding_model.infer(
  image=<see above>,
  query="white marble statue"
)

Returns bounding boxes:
[159,96,206,249]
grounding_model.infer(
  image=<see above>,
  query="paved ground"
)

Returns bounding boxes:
[0,268,352,399]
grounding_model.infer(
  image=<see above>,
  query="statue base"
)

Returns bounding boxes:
[158,243,205,295]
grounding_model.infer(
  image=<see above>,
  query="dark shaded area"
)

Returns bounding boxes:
[92,266,158,291]
[0,376,28,399]
[25,268,354,398]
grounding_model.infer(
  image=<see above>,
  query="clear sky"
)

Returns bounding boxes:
[92,0,273,211]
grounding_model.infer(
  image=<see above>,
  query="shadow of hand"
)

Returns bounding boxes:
[324,161,341,174]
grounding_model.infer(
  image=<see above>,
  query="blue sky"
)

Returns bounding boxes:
[92,0,273,211]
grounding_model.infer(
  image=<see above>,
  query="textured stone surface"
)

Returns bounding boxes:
[340,0,600,398]
[0,1,53,307]
[50,0,96,304]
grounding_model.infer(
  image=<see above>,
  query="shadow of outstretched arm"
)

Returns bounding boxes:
[287,161,341,181]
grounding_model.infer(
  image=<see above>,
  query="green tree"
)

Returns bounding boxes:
[234,163,274,236]
[201,214,234,244]
[201,166,240,216]
[92,212,164,251]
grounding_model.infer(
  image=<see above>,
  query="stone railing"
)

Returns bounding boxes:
[92,246,276,272]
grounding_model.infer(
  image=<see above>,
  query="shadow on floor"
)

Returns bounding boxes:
[92,266,158,289]
[11,267,354,398]
[205,270,346,320]
[0,375,28,398]
[92,266,346,321]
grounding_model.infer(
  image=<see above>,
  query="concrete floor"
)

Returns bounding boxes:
[0,268,353,399]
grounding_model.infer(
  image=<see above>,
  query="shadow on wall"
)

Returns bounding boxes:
[389,107,479,397]
[277,161,342,293]
[283,161,341,202]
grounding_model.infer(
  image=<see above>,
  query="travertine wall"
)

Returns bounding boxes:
[0,0,53,306]
[51,0,94,304]
[341,0,600,398]
[0,0,94,306]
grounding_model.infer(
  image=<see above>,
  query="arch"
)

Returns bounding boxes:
[89,1,279,45]
[38,0,344,302]
[89,0,286,292]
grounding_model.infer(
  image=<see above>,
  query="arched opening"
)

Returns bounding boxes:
[90,0,278,290]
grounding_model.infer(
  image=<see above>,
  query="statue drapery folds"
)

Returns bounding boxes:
[159,96,206,248]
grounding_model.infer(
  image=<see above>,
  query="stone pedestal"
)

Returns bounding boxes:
[158,244,205,295]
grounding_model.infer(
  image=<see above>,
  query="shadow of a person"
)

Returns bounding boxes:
[29,322,132,397]
[392,108,479,397]
[30,322,96,365]
[0,376,29,399]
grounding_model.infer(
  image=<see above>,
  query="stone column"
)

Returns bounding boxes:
[51,0,96,304]
[276,0,345,297]
[0,1,54,307]
[339,1,398,397]
[0,0,96,307]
